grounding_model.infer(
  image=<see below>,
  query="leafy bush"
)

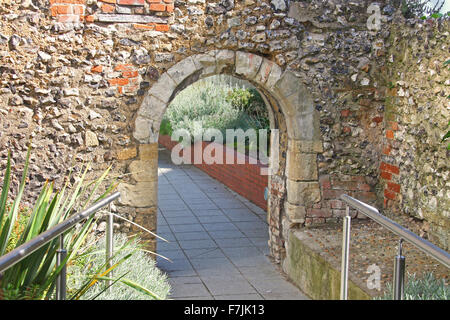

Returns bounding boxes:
[67,233,171,300]
[165,80,241,140]
[163,76,270,158]
[376,272,449,300]
[164,77,268,137]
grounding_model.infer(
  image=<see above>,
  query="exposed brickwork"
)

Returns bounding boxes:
[314,174,376,223]
[108,64,140,95]
[159,135,268,210]
[50,0,172,29]
[50,0,85,23]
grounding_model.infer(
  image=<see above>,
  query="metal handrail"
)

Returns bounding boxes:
[0,191,120,299]
[339,194,450,300]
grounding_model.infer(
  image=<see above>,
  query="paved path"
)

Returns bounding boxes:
[156,148,309,300]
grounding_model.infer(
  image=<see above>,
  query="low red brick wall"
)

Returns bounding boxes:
[159,135,268,210]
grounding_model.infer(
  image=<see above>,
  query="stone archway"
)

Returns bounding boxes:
[126,50,322,262]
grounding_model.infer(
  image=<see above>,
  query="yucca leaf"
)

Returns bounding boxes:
[72,252,133,300]
[17,181,52,244]
[90,272,129,300]
[81,166,112,210]
[0,151,11,232]
[0,145,31,256]
[117,278,162,300]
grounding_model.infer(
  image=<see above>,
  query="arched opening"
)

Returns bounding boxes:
[125,50,322,267]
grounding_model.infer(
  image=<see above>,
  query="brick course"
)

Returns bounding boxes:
[159,135,268,210]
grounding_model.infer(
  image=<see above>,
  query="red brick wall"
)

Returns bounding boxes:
[159,135,268,210]
[50,0,173,27]
[314,174,376,223]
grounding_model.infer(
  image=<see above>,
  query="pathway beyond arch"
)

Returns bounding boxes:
[156,148,309,300]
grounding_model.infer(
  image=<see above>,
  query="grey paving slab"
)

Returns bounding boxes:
[178,239,218,250]
[262,292,309,300]
[157,257,192,273]
[206,229,246,239]
[215,237,255,248]
[183,248,227,259]
[174,231,212,241]
[157,240,181,251]
[157,249,186,261]
[169,282,211,299]
[202,222,239,232]
[192,209,224,217]
[237,265,285,281]
[188,202,220,210]
[248,278,303,295]
[183,197,213,204]
[234,221,268,231]
[214,293,264,300]
[164,216,200,225]
[160,210,196,218]
[157,149,309,300]
[170,223,205,233]
[159,203,190,211]
[156,225,172,234]
[196,215,231,223]
[202,279,257,296]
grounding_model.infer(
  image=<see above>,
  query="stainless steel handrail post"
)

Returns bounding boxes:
[340,206,351,300]
[105,205,114,292]
[393,239,405,300]
[56,234,67,300]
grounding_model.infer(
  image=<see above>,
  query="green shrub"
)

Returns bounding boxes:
[67,234,171,300]
[163,76,270,157]
[376,272,449,300]
[165,79,241,140]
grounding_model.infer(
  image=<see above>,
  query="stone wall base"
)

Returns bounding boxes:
[282,229,373,300]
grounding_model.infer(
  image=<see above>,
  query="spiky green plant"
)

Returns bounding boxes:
[0,145,116,299]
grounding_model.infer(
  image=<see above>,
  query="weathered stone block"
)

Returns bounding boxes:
[286,180,321,206]
[235,51,263,79]
[138,94,166,121]
[274,70,300,100]
[286,151,318,181]
[254,58,282,90]
[133,116,151,143]
[167,56,200,85]
[147,72,177,103]
[215,50,235,73]
[116,147,137,160]
[139,143,158,160]
[288,138,324,154]
[129,160,158,182]
[286,110,321,141]
[85,130,99,147]
[118,181,157,208]
[192,51,216,77]
[284,201,306,223]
